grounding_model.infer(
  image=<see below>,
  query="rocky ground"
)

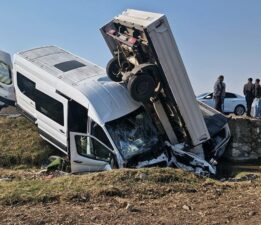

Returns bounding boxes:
[0,105,20,116]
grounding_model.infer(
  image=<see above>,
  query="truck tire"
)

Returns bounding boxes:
[127,73,156,102]
[106,57,123,82]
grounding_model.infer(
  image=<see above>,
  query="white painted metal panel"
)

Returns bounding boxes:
[20,46,64,60]
[13,64,37,118]
[17,46,106,81]
[35,82,68,148]
[14,46,140,125]
[70,132,110,173]
[114,9,163,30]
[147,17,210,145]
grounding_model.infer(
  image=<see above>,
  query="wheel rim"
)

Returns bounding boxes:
[235,106,245,115]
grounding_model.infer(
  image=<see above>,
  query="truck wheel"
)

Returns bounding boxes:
[106,58,123,82]
[127,73,156,102]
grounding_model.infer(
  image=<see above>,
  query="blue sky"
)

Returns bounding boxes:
[1,0,261,94]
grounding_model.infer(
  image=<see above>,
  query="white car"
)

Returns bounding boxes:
[197,92,246,115]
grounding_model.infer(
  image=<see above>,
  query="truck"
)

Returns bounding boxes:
[0,9,230,176]
[101,9,231,175]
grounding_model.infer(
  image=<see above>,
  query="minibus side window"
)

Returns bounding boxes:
[17,72,36,100]
[75,135,111,162]
[91,121,113,150]
[35,90,64,126]
[68,100,87,133]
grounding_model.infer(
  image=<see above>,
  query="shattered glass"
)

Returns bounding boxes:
[0,62,11,85]
[106,107,159,159]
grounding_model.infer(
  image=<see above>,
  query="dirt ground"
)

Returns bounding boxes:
[0,112,260,225]
[0,171,260,225]
[0,106,19,115]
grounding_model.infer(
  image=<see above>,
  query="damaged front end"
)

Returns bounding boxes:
[104,104,230,177]
[105,106,171,168]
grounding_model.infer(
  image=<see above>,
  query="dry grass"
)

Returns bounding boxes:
[0,116,58,168]
[0,168,203,205]
[1,167,259,206]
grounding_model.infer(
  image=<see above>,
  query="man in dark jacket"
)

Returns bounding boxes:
[254,79,261,98]
[243,78,255,116]
[213,75,226,112]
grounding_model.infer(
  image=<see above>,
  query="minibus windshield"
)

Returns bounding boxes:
[106,107,159,159]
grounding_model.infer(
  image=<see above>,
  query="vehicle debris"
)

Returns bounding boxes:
[46,155,68,172]
[0,177,13,182]
[0,9,231,177]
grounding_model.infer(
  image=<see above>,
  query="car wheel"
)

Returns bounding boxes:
[234,105,245,116]
[127,73,156,102]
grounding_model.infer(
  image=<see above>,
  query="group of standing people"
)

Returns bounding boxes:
[212,75,261,117]
[243,78,261,117]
